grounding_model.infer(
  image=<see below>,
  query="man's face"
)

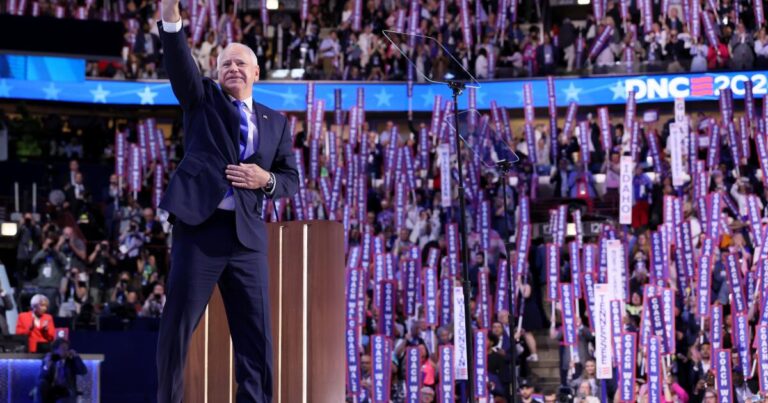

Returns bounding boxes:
[217,45,260,98]
[360,354,372,374]
[56,341,70,356]
[69,160,79,172]
[143,208,155,222]
[585,360,596,375]
[491,323,503,336]
[520,386,533,399]
[543,394,557,403]
[701,344,711,359]
[497,310,509,324]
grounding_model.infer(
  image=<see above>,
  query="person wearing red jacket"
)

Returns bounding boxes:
[16,294,55,353]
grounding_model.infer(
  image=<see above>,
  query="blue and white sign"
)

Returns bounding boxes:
[5,70,768,110]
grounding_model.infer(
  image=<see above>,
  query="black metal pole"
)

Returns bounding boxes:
[449,81,475,402]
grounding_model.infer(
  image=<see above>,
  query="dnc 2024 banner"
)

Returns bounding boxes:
[1,70,767,111]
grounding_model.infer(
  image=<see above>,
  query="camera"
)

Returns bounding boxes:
[557,386,574,403]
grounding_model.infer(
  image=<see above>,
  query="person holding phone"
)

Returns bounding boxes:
[16,294,56,353]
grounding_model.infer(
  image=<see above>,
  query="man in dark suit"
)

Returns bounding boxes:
[156,0,299,400]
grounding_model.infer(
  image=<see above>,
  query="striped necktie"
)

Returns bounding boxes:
[224,100,250,199]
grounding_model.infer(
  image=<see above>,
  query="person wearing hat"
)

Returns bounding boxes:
[518,378,542,403]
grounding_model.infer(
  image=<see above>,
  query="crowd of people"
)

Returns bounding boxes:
[6,3,768,399]
[6,0,768,81]
[5,81,768,402]
[12,155,173,331]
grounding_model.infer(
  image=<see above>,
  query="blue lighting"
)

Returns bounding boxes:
[0,357,102,402]
[0,70,767,110]
[0,55,85,82]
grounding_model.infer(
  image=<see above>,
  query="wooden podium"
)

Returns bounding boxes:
[182,221,345,403]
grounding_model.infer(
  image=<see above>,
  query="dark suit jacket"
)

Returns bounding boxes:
[157,22,299,251]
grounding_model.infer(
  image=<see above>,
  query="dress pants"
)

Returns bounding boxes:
[156,209,272,403]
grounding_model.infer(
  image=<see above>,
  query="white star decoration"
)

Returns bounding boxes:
[136,86,158,105]
[562,82,582,102]
[0,80,11,97]
[514,89,525,104]
[90,84,110,103]
[42,82,61,100]
[610,80,628,100]
[374,88,393,107]
[420,88,436,107]
[281,87,300,107]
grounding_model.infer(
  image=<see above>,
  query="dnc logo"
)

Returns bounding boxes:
[624,73,768,101]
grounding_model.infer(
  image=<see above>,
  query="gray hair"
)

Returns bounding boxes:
[216,43,259,69]
[30,294,49,308]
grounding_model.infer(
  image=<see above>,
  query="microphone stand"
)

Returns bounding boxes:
[448,80,476,402]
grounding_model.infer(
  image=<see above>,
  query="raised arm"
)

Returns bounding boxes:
[158,0,204,109]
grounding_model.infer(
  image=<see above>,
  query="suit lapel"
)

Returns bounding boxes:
[245,102,266,165]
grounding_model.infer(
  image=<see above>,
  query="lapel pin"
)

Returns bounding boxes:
[262,114,268,120]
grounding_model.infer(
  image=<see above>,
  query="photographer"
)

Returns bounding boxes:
[58,227,87,271]
[57,268,90,318]
[117,221,145,272]
[35,338,87,403]
[16,212,42,283]
[30,235,68,313]
[107,272,142,320]
[87,240,117,304]
[140,282,166,318]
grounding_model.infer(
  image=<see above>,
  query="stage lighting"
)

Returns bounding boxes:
[566,223,577,236]
[1,222,17,237]
[266,0,278,10]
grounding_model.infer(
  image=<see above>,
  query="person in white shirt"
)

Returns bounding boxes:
[755,28,768,68]
[195,32,218,77]
[690,37,709,72]
[475,48,489,79]
[318,31,341,78]
[730,179,761,218]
